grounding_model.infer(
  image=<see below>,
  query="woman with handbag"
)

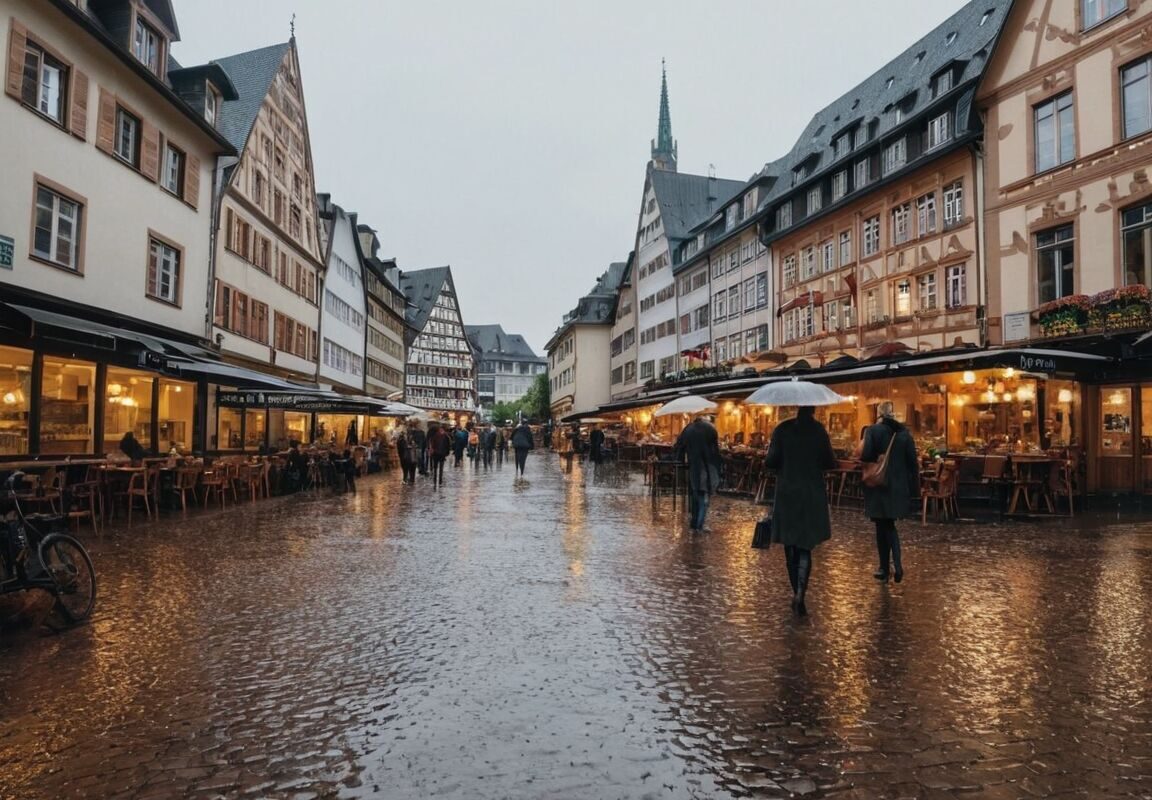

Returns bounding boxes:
[764,406,838,616]
[860,401,920,583]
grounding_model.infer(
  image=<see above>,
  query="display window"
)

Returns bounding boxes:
[0,346,33,456]
[104,368,154,453]
[40,357,96,455]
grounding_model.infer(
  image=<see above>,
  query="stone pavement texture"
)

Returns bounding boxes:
[1,455,1151,799]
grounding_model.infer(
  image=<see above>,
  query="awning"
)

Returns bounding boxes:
[9,303,172,353]
[777,291,824,317]
[175,359,306,389]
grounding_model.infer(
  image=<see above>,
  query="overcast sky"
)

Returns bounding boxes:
[173,0,969,355]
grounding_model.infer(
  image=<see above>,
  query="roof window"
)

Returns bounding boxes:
[945,31,958,45]
[886,77,895,90]
[914,50,926,64]
[980,9,994,25]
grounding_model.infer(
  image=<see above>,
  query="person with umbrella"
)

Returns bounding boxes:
[673,414,723,532]
[510,419,534,479]
[860,400,919,583]
[750,379,842,616]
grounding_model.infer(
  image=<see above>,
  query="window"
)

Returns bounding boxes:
[147,237,180,304]
[114,106,140,166]
[679,314,691,335]
[204,86,219,127]
[918,272,937,311]
[802,246,816,280]
[756,273,768,307]
[1035,92,1075,172]
[728,333,743,360]
[807,186,822,215]
[728,286,740,316]
[289,204,302,239]
[1036,225,1075,303]
[712,290,726,321]
[783,309,797,343]
[946,264,967,308]
[853,126,868,149]
[891,203,911,245]
[33,183,82,271]
[825,299,839,332]
[863,215,881,257]
[831,170,848,201]
[729,250,739,272]
[694,304,709,329]
[1122,56,1152,139]
[253,170,266,207]
[783,255,797,288]
[943,181,964,226]
[776,202,792,230]
[725,204,738,230]
[273,149,286,183]
[133,17,161,74]
[895,280,912,317]
[916,193,937,236]
[162,143,184,195]
[865,289,881,324]
[839,230,853,265]
[821,240,836,273]
[711,256,724,279]
[1121,202,1152,286]
[20,42,67,123]
[743,277,757,311]
[883,138,906,175]
[933,70,953,99]
[833,134,851,160]
[1082,0,1127,29]
[854,158,871,189]
[928,112,951,149]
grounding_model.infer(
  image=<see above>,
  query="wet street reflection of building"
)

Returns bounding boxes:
[1,457,1151,799]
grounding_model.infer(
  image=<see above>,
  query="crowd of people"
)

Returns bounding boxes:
[391,419,537,486]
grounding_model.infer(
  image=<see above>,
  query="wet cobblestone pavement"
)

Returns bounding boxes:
[2,456,1152,799]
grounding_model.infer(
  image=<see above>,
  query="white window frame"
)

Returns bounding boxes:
[783,255,797,288]
[22,42,66,123]
[891,203,911,245]
[822,240,836,273]
[776,202,792,229]
[115,106,140,166]
[928,112,951,149]
[932,70,953,99]
[883,138,907,175]
[839,230,853,265]
[1121,56,1151,140]
[854,158,870,189]
[163,143,183,195]
[149,238,180,304]
[133,17,160,73]
[863,216,880,257]
[917,193,937,236]
[1034,92,1076,173]
[831,170,847,202]
[743,277,756,312]
[943,181,964,226]
[918,272,937,312]
[802,246,816,280]
[946,264,967,308]
[807,186,822,215]
[33,185,81,271]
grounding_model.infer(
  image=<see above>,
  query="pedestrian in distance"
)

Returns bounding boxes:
[861,401,919,584]
[764,406,838,616]
[673,415,723,533]
[589,425,605,466]
[495,426,507,464]
[510,420,534,478]
[428,423,451,486]
[453,426,469,467]
[481,426,496,468]
[396,429,416,484]
[410,425,428,476]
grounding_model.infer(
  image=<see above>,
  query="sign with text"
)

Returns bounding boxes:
[216,389,370,413]
[0,235,13,269]
[138,350,183,375]
[1002,311,1030,342]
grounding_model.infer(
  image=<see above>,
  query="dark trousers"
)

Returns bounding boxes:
[418,447,428,475]
[431,456,446,485]
[874,518,902,574]
[514,448,529,475]
[784,545,813,595]
[453,448,464,466]
[482,448,494,467]
[402,461,417,483]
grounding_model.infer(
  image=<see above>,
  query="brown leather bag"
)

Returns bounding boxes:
[861,430,897,489]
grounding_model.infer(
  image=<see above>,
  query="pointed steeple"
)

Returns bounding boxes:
[650,59,677,172]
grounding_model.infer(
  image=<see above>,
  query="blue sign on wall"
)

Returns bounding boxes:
[0,235,13,269]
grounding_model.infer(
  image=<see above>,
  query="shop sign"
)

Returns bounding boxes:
[0,235,13,269]
[138,350,183,375]
[1017,353,1059,374]
[1002,312,1030,342]
[216,389,369,413]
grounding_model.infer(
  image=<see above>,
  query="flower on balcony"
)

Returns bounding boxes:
[1036,294,1091,338]
[1087,284,1152,331]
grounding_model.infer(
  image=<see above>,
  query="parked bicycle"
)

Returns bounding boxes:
[1,472,96,627]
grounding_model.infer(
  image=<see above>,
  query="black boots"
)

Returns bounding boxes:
[890,529,904,583]
[784,546,799,594]
[874,526,890,580]
[793,549,811,616]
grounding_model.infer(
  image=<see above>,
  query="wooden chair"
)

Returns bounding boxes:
[200,465,229,510]
[259,459,273,499]
[65,472,103,534]
[126,471,153,525]
[921,461,959,523]
[1048,459,1075,516]
[173,467,201,512]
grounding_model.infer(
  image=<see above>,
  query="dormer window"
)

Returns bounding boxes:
[204,85,220,127]
[932,69,953,99]
[133,17,161,74]
[833,134,851,160]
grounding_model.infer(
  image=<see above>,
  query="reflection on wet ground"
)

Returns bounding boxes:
[1,456,1151,798]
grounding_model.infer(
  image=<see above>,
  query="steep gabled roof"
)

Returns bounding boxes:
[465,325,544,361]
[211,41,292,153]
[399,266,452,337]
[650,169,746,242]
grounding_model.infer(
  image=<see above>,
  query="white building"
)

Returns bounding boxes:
[316,194,366,393]
[358,227,407,400]
[400,267,476,417]
[466,325,546,407]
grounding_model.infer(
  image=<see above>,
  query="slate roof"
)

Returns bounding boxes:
[399,266,452,339]
[210,42,292,153]
[465,325,544,363]
[757,0,1012,211]
[650,169,746,243]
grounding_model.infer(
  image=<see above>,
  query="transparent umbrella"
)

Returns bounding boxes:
[745,378,847,407]
[654,395,718,417]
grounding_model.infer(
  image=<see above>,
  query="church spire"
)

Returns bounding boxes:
[650,59,677,172]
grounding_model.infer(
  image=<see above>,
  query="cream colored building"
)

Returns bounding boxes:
[547,265,624,420]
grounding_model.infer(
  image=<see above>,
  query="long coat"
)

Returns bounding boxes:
[673,419,722,494]
[764,412,837,549]
[510,424,534,450]
[860,418,920,520]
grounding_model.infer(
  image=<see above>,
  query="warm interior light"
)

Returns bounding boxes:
[1004,367,1015,378]
[107,383,123,396]
[984,390,997,403]
[1058,388,1073,403]
[1109,391,1126,406]
[1015,386,1035,402]
[173,385,182,393]
[962,371,976,385]
[1002,392,1013,402]
[2,392,16,405]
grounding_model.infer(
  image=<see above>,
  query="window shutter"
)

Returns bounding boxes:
[213,280,225,326]
[146,241,158,297]
[5,19,26,99]
[183,153,199,209]
[224,208,233,250]
[95,87,115,154]
[140,120,160,180]
[69,68,88,141]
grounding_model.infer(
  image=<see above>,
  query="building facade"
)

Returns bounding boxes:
[0,0,233,457]
[315,194,366,393]
[400,267,476,417]
[979,0,1152,492]
[465,325,546,407]
[547,264,626,420]
[358,227,407,399]
[608,254,638,400]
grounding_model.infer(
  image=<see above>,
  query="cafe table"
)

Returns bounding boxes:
[1006,455,1057,515]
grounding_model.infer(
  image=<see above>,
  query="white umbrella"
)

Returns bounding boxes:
[654,395,718,417]
[745,378,847,407]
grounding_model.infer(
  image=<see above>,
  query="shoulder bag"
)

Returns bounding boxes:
[861,429,897,489]
[751,516,772,549]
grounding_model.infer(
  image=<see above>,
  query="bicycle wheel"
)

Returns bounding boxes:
[37,534,96,623]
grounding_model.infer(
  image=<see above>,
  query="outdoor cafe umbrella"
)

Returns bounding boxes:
[744,378,847,407]
[654,394,718,417]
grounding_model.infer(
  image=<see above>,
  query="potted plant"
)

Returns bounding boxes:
[1036,294,1091,337]
[1088,284,1152,331]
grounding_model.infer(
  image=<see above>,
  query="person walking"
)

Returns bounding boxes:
[481,426,496,468]
[396,428,416,485]
[673,415,723,532]
[510,420,534,478]
[453,426,469,467]
[861,401,919,583]
[428,423,451,486]
[495,426,507,465]
[589,425,605,466]
[764,406,838,615]
[409,425,428,476]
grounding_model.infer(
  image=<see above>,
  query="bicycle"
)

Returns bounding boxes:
[1,472,97,628]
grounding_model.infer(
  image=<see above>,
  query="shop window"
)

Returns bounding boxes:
[0,346,34,456]
[104,368,154,453]
[40,358,96,455]
[1101,387,1133,455]
[1046,381,1079,449]
[244,409,266,450]
[159,379,193,452]
[218,408,243,449]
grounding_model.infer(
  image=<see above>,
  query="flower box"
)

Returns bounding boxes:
[1036,294,1091,338]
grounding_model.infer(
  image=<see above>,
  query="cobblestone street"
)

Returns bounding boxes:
[1,455,1151,799]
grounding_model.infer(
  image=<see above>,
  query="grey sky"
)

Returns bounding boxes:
[173,0,969,355]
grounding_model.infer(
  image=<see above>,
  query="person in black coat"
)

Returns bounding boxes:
[588,426,605,465]
[765,406,838,615]
[673,416,723,532]
[510,421,534,477]
[860,401,920,583]
[119,431,146,464]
